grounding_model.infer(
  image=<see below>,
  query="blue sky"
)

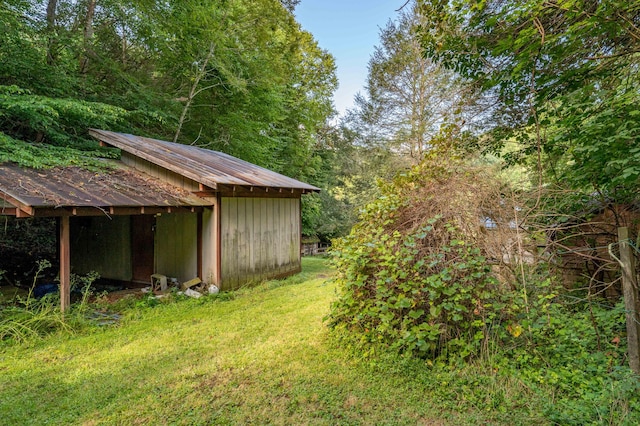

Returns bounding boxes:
[295,1,406,116]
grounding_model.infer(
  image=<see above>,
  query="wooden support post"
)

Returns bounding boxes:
[215,194,222,287]
[59,215,71,312]
[619,227,640,374]
[197,211,203,279]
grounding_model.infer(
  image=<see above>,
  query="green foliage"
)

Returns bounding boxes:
[309,124,405,241]
[0,85,123,169]
[328,157,513,359]
[352,4,467,161]
[417,0,640,197]
[497,299,640,424]
[0,260,105,345]
[0,132,118,170]
[0,300,72,344]
[0,259,60,342]
[1,257,638,424]
[0,2,72,95]
[331,257,640,423]
[552,84,640,200]
[0,1,338,238]
[0,85,126,148]
[330,222,502,359]
[301,192,322,237]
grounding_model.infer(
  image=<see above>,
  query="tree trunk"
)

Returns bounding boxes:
[79,0,97,74]
[46,0,58,65]
[174,43,216,143]
[121,22,127,66]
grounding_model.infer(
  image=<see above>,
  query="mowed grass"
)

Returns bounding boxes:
[0,258,544,425]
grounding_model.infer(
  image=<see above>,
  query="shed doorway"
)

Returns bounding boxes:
[131,215,155,283]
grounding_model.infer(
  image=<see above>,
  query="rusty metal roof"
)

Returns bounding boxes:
[89,129,320,192]
[0,162,212,215]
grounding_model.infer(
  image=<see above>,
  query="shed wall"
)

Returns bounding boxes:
[220,197,300,289]
[70,216,132,281]
[155,213,198,284]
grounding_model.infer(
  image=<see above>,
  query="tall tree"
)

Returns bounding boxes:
[350,3,468,163]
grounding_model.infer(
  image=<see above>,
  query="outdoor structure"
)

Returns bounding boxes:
[549,203,640,299]
[0,129,319,310]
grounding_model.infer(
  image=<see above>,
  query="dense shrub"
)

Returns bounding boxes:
[328,156,518,359]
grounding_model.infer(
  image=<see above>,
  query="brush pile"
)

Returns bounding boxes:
[329,156,524,359]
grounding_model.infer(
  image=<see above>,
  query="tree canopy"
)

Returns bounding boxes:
[0,0,337,181]
[417,0,640,199]
[348,5,470,163]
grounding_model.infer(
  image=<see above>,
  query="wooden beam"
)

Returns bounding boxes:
[298,198,303,264]
[59,215,71,312]
[198,183,217,193]
[0,207,17,216]
[0,193,34,216]
[216,185,303,199]
[16,208,32,218]
[32,206,207,217]
[193,191,217,197]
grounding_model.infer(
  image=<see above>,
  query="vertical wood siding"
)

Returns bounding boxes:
[155,213,198,284]
[201,206,217,285]
[220,197,300,289]
[121,152,200,191]
[70,216,132,281]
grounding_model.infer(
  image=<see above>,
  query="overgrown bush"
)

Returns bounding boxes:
[328,156,520,359]
[327,154,640,422]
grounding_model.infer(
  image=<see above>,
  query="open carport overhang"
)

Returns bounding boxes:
[0,162,213,312]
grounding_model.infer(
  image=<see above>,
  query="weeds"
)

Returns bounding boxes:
[329,294,640,424]
[0,262,101,345]
[72,271,100,312]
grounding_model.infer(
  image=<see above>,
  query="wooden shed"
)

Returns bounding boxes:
[0,129,319,310]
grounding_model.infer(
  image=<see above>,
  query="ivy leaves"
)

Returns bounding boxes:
[0,84,122,169]
[0,85,127,149]
[0,132,117,170]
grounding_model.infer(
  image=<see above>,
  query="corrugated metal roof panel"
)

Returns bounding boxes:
[89,129,321,191]
[0,163,212,210]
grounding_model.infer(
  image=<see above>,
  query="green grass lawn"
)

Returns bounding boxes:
[0,257,546,425]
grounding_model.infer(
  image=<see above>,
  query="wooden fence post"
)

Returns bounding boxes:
[618,227,640,374]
